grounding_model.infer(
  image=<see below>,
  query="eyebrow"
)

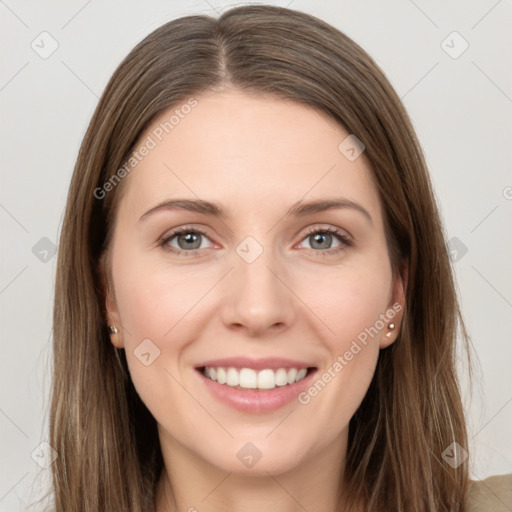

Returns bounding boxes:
[138,197,373,224]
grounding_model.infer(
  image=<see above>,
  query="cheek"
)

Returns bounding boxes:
[111,231,392,423]
[112,252,214,342]
[110,252,222,419]
[300,259,392,350]
[292,259,391,415]
[111,258,206,428]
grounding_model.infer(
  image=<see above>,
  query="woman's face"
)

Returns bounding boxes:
[103,88,405,476]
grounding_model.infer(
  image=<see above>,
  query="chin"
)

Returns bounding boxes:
[198,435,311,477]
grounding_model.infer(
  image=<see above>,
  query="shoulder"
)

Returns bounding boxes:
[468,473,512,512]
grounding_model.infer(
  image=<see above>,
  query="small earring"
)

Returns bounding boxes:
[386,323,395,338]
[109,325,118,334]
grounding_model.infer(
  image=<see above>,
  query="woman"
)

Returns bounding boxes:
[43,4,511,511]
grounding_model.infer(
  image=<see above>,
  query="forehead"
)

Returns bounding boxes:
[117,89,382,224]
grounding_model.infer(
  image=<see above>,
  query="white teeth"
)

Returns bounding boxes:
[257,369,275,389]
[287,368,298,384]
[240,368,257,388]
[275,368,288,386]
[216,367,226,384]
[296,368,307,381]
[226,368,239,386]
[202,366,311,390]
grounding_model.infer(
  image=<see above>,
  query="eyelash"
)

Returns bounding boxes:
[158,225,352,258]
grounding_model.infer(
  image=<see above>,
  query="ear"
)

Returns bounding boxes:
[98,252,124,349]
[379,259,408,349]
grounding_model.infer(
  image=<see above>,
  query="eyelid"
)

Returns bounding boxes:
[158,224,215,256]
[296,225,353,254]
[299,224,352,243]
[159,223,352,257]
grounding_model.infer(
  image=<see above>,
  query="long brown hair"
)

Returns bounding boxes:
[45,5,472,511]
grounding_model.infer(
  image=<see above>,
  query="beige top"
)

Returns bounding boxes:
[468,473,512,512]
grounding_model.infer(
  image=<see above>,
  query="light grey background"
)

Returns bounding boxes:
[1,0,511,510]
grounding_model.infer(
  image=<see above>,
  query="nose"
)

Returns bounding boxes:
[220,245,296,337]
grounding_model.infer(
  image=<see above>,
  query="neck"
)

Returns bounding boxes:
[155,429,352,512]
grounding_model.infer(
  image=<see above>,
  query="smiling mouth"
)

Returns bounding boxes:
[197,366,317,391]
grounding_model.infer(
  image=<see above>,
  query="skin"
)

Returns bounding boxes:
[102,88,406,512]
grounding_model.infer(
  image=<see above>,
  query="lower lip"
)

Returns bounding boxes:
[196,368,317,413]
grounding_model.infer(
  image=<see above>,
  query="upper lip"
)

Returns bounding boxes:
[195,357,317,371]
